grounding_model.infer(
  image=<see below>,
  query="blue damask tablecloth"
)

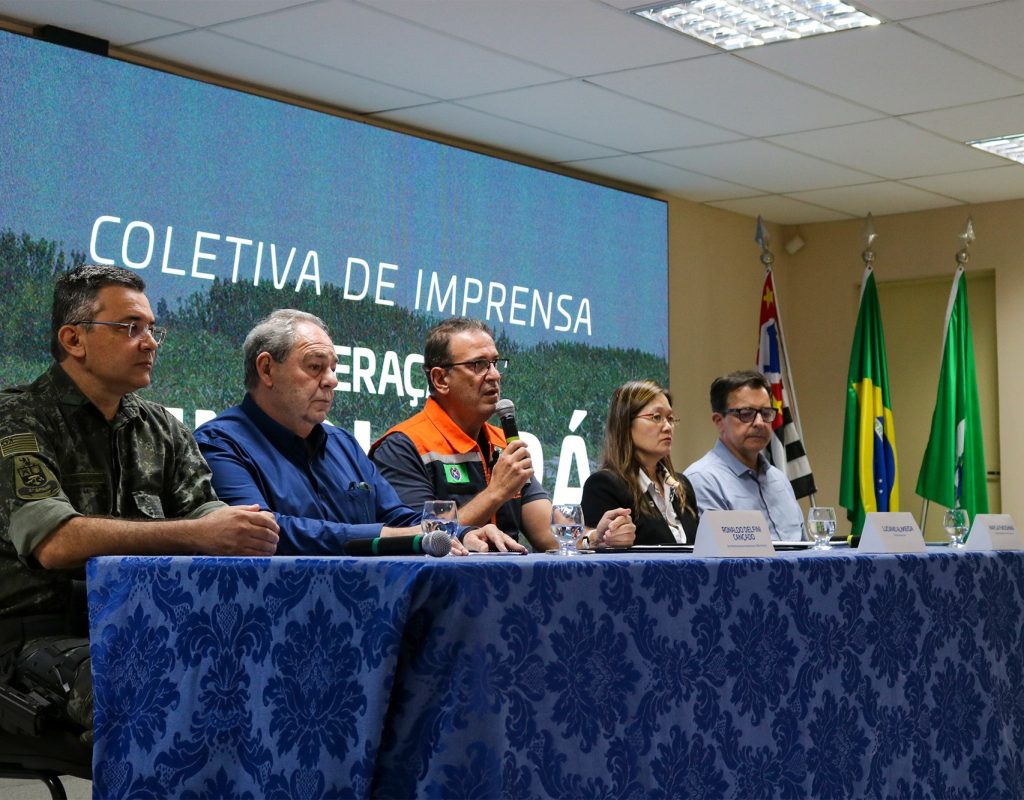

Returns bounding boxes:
[86,550,1024,799]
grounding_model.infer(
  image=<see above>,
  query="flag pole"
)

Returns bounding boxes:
[755,217,816,506]
[920,217,975,532]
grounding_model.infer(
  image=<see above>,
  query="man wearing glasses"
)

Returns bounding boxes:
[194,309,521,556]
[0,265,279,751]
[370,317,558,551]
[684,370,803,541]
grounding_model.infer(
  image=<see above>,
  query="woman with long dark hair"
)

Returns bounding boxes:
[582,380,699,545]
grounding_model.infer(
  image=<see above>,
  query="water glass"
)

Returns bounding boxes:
[943,508,969,548]
[807,506,837,550]
[551,504,584,556]
[421,500,459,541]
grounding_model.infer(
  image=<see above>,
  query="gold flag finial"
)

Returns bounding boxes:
[956,217,975,267]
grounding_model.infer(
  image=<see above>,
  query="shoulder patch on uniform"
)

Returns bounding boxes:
[1,432,40,458]
[14,455,60,500]
[444,464,470,484]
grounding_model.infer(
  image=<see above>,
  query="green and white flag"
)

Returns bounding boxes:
[916,266,988,516]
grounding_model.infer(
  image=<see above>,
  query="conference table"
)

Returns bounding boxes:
[86,548,1024,799]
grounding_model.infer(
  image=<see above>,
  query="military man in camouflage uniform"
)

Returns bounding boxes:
[0,265,280,751]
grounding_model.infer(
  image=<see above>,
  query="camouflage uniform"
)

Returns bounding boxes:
[0,363,224,739]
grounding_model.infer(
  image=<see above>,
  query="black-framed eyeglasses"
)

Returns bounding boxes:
[72,320,167,346]
[725,406,778,424]
[438,358,509,375]
[634,412,680,427]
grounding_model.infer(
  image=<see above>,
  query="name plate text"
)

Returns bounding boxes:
[693,510,776,558]
[965,513,1024,551]
[859,512,926,553]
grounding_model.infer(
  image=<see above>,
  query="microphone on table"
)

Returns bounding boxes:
[344,531,452,557]
[495,398,520,443]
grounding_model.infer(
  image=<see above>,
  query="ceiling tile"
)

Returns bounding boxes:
[706,195,853,224]
[371,102,620,161]
[211,0,563,98]
[0,0,187,43]
[903,94,1024,142]
[742,24,1024,115]
[461,81,743,151]
[902,0,1024,80]
[135,29,433,112]
[589,53,884,137]
[562,154,762,201]
[645,140,879,193]
[3,0,1023,216]
[858,0,997,20]
[360,0,714,76]
[904,166,1024,204]
[107,0,314,29]
[786,181,963,217]
[769,118,1007,179]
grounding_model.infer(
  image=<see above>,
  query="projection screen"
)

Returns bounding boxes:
[0,29,668,502]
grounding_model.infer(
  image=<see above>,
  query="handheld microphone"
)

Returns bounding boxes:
[495,398,520,443]
[344,531,452,557]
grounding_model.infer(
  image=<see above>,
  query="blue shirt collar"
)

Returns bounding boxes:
[713,438,767,478]
[240,393,326,458]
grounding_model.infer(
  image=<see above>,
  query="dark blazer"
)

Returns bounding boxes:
[582,469,700,546]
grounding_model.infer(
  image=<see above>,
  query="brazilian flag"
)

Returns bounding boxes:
[840,267,898,535]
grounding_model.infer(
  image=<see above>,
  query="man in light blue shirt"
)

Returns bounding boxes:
[684,371,804,541]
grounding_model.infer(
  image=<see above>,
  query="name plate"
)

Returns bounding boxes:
[693,511,776,558]
[964,514,1024,551]
[859,512,926,553]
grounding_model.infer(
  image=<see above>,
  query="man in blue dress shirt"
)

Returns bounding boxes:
[194,309,523,555]
[684,370,804,541]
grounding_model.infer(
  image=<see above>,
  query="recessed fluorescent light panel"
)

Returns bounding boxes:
[633,0,881,50]
[968,134,1024,165]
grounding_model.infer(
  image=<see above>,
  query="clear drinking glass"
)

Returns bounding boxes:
[943,508,969,548]
[807,506,837,550]
[421,500,459,540]
[551,504,584,556]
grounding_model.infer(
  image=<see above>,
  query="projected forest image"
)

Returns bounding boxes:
[1,230,668,494]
